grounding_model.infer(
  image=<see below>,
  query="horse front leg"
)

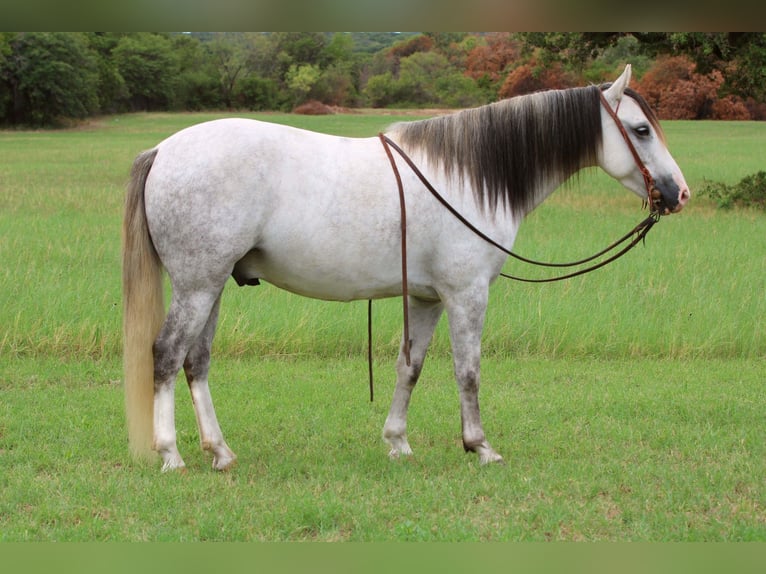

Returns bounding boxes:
[446,288,504,465]
[383,297,444,459]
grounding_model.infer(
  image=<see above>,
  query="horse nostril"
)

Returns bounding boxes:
[679,188,690,205]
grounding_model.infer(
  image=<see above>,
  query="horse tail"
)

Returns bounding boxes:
[122,148,163,462]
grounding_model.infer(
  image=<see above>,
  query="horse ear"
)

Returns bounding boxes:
[603,64,632,106]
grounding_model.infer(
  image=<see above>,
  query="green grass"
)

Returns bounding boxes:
[1,112,765,541]
[2,356,764,541]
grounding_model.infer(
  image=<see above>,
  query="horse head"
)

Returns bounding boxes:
[599,65,690,215]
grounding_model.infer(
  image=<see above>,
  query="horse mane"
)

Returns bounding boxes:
[389,84,661,216]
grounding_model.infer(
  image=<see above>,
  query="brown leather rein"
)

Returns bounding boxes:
[366,92,662,401]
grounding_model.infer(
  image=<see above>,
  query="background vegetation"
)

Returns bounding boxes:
[1,32,765,126]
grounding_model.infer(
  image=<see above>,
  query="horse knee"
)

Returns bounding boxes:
[397,358,424,387]
[456,368,480,394]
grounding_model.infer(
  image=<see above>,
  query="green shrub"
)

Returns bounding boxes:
[699,171,766,210]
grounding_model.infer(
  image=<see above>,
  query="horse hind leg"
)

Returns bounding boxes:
[153,287,224,472]
[183,292,237,471]
[383,297,444,459]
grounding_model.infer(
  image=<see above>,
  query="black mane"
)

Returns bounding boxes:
[390,85,605,216]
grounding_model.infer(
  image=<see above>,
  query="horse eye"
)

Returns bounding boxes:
[633,125,651,138]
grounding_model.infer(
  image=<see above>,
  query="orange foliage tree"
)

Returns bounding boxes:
[636,55,751,120]
[498,61,576,99]
[464,33,521,85]
[384,34,434,76]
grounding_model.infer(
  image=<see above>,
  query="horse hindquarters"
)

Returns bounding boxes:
[124,148,237,472]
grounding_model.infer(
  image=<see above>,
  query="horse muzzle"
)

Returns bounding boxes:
[650,176,690,215]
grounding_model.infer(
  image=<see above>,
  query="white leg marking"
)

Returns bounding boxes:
[189,380,237,471]
[154,383,186,471]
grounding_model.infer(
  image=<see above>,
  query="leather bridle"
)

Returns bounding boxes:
[367,91,663,400]
[598,89,663,213]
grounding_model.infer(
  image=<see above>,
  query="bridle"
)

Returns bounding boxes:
[597,89,663,213]
[366,90,662,400]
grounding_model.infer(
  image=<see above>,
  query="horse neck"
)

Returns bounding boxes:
[523,164,596,216]
[393,86,603,221]
[503,89,602,216]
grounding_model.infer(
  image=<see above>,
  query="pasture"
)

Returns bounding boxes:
[0,111,764,541]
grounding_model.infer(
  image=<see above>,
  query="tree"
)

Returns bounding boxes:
[316,33,361,106]
[0,32,762,124]
[713,34,766,102]
[363,71,397,107]
[312,62,359,107]
[498,60,575,99]
[285,63,321,106]
[207,33,249,108]
[0,33,13,122]
[424,32,467,53]
[2,32,99,126]
[465,33,520,83]
[271,32,327,83]
[637,56,691,119]
[633,33,766,102]
[171,33,221,110]
[113,33,179,111]
[636,55,723,119]
[397,51,451,104]
[324,33,354,65]
[382,33,434,77]
[516,32,766,111]
[235,75,279,111]
[435,72,485,108]
[83,33,127,114]
[464,33,522,100]
[242,33,281,80]
[519,33,623,72]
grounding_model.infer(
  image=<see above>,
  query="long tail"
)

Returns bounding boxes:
[122,148,164,462]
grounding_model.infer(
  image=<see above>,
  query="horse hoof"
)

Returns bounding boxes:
[478,450,505,466]
[160,457,187,473]
[213,458,237,472]
[387,445,414,460]
[212,451,237,471]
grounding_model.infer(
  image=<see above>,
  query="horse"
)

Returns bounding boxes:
[122,65,690,472]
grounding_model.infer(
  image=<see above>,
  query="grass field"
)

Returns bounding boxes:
[0,111,764,541]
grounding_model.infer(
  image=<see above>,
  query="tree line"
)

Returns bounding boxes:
[1,32,764,127]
